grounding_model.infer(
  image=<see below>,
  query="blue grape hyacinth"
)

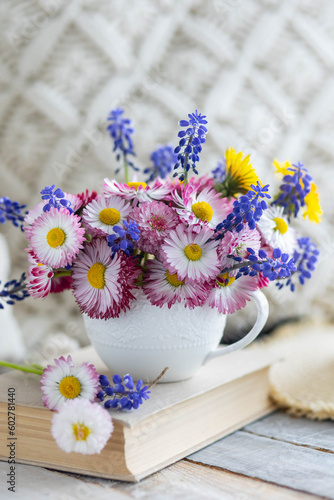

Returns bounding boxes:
[40,185,73,213]
[144,144,177,182]
[97,373,150,411]
[0,197,27,230]
[106,107,139,182]
[215,182,271,238]
[273,162,312,220]
[173,110,208,184]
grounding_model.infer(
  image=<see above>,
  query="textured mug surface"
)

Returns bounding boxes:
[84,288,269,382]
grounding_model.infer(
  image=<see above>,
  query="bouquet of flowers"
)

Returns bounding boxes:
[0,108,323,455]
[0,109,322,320]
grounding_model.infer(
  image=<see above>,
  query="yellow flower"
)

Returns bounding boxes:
[217,147,261,197]
[273,159,292,176]
[303,183,322,223]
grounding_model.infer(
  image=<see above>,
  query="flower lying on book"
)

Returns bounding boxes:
[40,355,100,411]
[0,356,166,454]
[0,109,322,316]
[97,373,152,411]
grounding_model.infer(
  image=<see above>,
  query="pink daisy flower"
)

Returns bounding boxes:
[130,201,180,255]
[26,248,73,294]
[161,224,220,282]
[102,178,172,204]
[71,239,140,320]
[206,273,259,314]
[24,193,81,240]
[29,207,85,269]
[218,225,261,268]
[188,174,215,192]
[143,259,210,309]
[82,195,132,236]
[172,185,231,231]
[26,262,54,299]
[41,355,100,411]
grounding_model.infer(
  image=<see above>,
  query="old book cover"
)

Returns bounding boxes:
[0,345,276,481]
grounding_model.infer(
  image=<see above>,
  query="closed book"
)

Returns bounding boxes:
[0,345,276,482]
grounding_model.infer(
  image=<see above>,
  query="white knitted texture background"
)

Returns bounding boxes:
[0,0,333,347]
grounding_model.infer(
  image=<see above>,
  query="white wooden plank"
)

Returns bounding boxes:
[0,463,126,500]
[244,411,334,452]
[188,431,334,499]
[55,460,321,500]
[115,460,321,500]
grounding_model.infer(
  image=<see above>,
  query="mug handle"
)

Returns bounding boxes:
[204,289,269,363]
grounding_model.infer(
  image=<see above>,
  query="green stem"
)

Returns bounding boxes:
[0,361,44,376]
[123,154,129,184]
[183,136,193,186]
[53,270,72,279]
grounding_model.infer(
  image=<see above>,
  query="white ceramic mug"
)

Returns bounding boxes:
[84,288,269,382]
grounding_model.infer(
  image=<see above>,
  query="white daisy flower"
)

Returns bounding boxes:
[172,185,231,230]
[51,398,113,454]
[257,205,297,254]
[29,207,86,269]
[143,259,210,309]
[82,195,132,236]
[41,355,100,411]
[161,224,220,282]
[206,273,258,314]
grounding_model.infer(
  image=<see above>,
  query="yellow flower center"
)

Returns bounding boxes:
[165,271,184,287]
[273,217,288,234]
[99,208,121,225]
[58,376,81,399]
[46,228,66,248]
[127,182,147,190]
[217,273,236,287]
[72,423,90,441]
[184,244,202,261]
[87,262,106,289]
[191,201,213,222]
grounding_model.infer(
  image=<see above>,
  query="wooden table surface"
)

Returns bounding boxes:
[1,409,333,500]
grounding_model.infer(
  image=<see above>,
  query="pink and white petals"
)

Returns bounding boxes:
[102,178,172,204]
[161,224,220,282]
[51,398,113,454]
[82,195,132,236]
[173,185,231,230]
[71,239,140,320]
[29,207,85,269]
[206,274,259,314]
[218,226,261,268]
[143,259,209,309]
[26,263,54,299]
[40,355,100,411]
[131,201,180,255]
